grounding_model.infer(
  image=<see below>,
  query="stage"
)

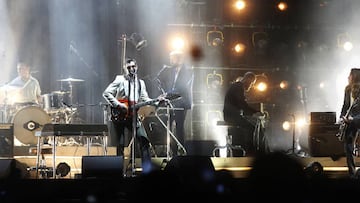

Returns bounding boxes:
[4,145,356,179]
[0,146,359,202]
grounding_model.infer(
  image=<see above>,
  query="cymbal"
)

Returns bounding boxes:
[57,77,84,82]
[52,91,69,95]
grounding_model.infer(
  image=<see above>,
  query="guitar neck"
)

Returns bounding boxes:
[134,99,159,109]
[118,98,158,110]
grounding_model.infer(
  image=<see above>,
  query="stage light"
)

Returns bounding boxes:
[170,37,186,51]
[277,2,288,11]
[234,0,246,10]
[279,80,289,89]
[129,33,147,51]
[282,121,291,131]
[254,74,268,92]
[207,30,224,47]
[232,42,246,56]
[252,32,268,55]
[337,33,353,51]
[56,162,71,177]
[206,71,223,89]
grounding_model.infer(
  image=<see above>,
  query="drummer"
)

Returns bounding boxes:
[6,62,42,107]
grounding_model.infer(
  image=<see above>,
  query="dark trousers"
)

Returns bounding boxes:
[110,120,153,174]
[170,110,187,156]
[344,123,358,177]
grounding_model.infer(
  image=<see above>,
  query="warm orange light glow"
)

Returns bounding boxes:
[256,82,268,92]
[233,43,246,55]
[277,2,288,11]
[169,36,186,51]
[235,0,246,10]
[280,80,289,89]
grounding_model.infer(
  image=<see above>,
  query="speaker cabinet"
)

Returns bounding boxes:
[0,124,14,157]
[81,156,123,179]
[308,124,344,158]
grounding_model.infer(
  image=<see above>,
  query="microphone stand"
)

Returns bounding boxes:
[129,73,137,177]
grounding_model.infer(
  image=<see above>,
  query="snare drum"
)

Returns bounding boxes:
[11,105,51,145]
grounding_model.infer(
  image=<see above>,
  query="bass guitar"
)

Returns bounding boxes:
[336,97,360,141]
[110,93,180,123]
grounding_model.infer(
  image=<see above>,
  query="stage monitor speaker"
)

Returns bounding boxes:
[0,124,14,157]
[164,155,215,184]
[82,156,123,179]
[0,158,27,179]
[308,124,344,158]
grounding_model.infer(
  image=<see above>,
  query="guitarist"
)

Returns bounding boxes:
[103,58,165,175]
[339,68,360,179]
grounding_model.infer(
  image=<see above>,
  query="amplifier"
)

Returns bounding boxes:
[0,124,14,157]
[308,123,344,158]
[310,112,336,125]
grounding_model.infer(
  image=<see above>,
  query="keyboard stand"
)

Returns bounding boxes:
[35,123,109,179]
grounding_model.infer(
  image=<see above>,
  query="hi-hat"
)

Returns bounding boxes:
[57,77,84,82]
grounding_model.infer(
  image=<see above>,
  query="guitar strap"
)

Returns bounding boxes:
[138,79,141,97]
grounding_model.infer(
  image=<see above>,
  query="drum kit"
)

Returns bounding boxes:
[0,77,84,146]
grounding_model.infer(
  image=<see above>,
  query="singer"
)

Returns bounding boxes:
[103,57,166,175]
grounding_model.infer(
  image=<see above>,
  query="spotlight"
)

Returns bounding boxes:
[254,74,268,92]
[206,71,223,89]
[129,33,147,51]
[233,43,246,56]
[207,30,224,47]
[337,33,353,51]
[56,162,71,177]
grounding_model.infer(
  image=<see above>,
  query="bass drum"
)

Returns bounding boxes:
[12,105,52,146]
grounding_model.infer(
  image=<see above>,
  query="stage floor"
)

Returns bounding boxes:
[5,146,357,179]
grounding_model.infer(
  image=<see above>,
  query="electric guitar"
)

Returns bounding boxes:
[336,97,360,141]
[110,93,181,122]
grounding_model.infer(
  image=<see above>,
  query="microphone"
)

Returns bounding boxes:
[62,101,71,108]
[156,65,171,77]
